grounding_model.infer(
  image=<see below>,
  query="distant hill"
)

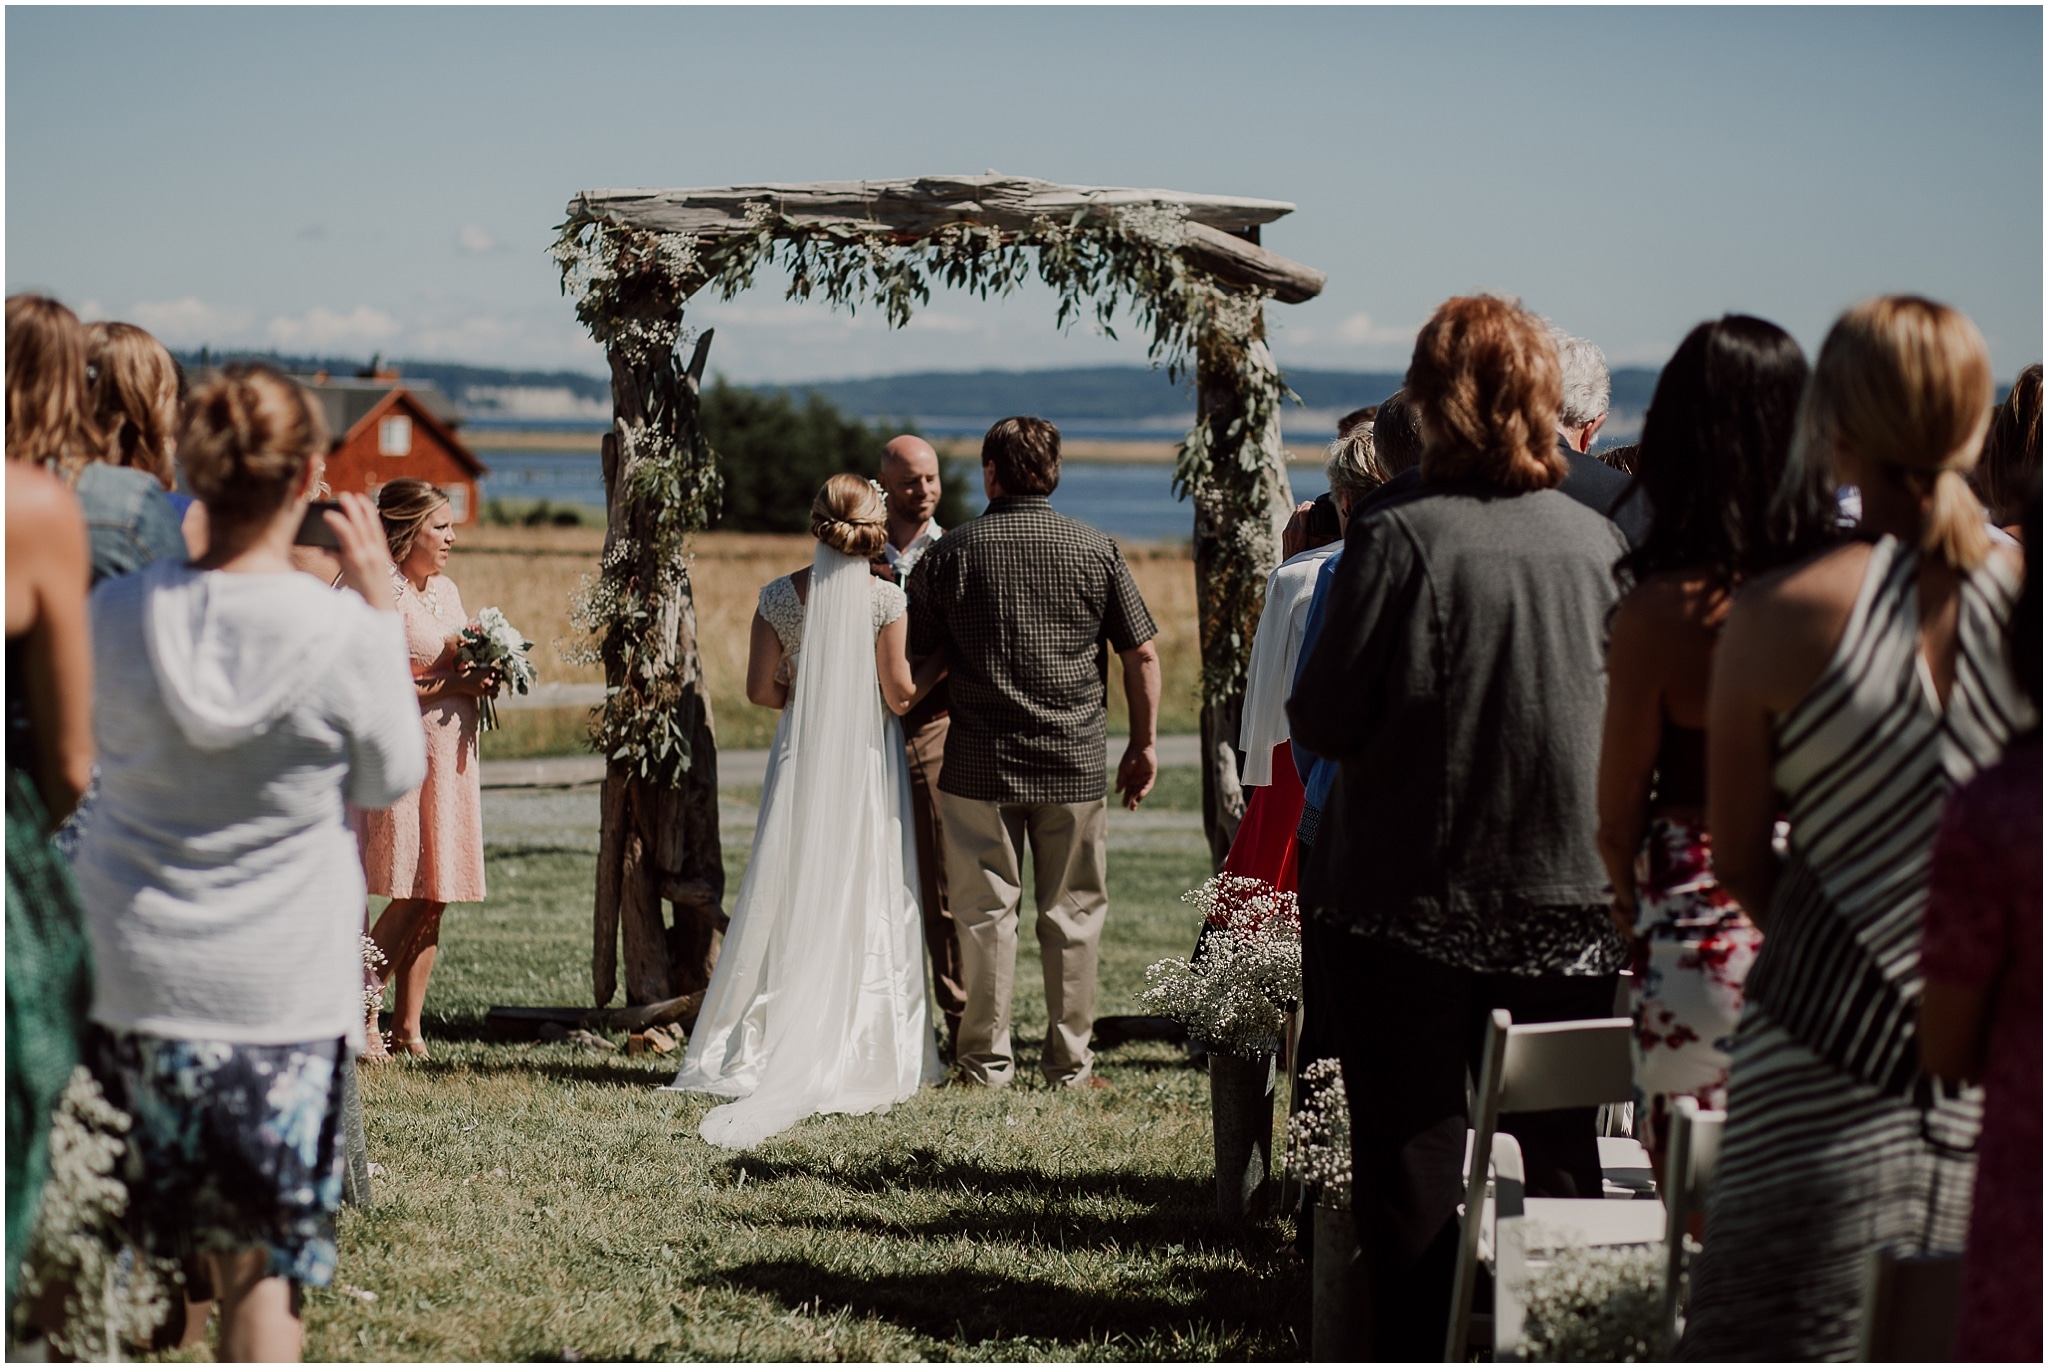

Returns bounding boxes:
[170,350,1660,428]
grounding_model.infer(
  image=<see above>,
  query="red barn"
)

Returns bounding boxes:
[303,373,488,525]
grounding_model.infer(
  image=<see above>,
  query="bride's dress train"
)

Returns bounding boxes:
[666,544,942,1148]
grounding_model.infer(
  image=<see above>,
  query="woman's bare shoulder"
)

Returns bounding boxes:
[1734,541,1870,624]
[1721,542,1871,708]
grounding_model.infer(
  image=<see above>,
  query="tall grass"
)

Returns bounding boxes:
[455,527,1204,758]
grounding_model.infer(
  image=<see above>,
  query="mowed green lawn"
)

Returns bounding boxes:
[260,766,1307,1361]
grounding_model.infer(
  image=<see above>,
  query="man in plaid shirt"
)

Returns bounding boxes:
[906,417,1161,1089]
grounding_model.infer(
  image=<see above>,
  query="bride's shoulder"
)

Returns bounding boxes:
[871,575,907,628]
[758,573,803,626]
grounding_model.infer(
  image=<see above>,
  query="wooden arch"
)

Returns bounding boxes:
[555,174,1326,1013]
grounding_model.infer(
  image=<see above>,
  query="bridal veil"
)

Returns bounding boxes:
[668,544,940,1147]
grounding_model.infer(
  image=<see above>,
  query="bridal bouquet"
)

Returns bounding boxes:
[1137,875,1301,1059]
[455,607,537,731]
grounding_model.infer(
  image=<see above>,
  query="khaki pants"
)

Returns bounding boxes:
[903,714,965,1045]
[939,793,1108,1087]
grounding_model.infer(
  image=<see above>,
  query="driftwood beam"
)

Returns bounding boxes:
[1181,223,1326,304]
[566,174,1296,237]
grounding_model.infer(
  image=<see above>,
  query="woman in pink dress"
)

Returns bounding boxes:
[358,479,496,1058]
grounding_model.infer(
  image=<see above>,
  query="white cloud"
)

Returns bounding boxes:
[461,385,610,419]
[456,224,501,254]
[264,305,401,351]
[1332,311,1416,348]
[126,297,256,347]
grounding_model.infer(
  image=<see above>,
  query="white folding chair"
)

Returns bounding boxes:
[1856,1248,1962,1361]
[1660,1096,1724,1352]
[1445,1010,1666,1362]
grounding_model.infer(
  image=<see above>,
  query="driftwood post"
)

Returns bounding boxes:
[590,273,725,1010]
[1193,321,1294,867]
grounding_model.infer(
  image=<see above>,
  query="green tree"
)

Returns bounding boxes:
[702,380,972,533]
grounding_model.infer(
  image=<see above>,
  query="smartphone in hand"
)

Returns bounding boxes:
[294,500,344,549]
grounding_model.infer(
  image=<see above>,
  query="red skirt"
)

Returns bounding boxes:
[1222,742,1305,894]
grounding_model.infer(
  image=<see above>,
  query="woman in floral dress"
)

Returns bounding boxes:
[357,479,496,1059]
[1594,315,1837,1165]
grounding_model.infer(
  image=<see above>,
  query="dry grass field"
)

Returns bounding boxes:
[452,525,1203,755]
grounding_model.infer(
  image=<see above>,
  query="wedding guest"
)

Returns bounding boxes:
[1679,297,2030,1360]
[3,457,95,1308]
[1290,388,1428,859]
[3,301,185,587]
[1920,483,2040,1364]
[1550,324,1651,545]
[877,434,965,1054]
[358,480,496,1060]
[906,416,1160,1089]
[1234,420,1383,897]
[1289,295,1628,1359]
[77,321,188,583]
[1593,316,1836,1168]
[1972,361,2040,541]
[5,295,97,471]
[72,365,423,1361]
[1279,407,1374,560]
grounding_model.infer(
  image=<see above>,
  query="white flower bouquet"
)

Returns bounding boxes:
[1136,875,1301,1059]
[1285,1056,1353,1209]
[455,606,537,731]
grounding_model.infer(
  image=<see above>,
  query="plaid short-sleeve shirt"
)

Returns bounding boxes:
[907,496,1158,804]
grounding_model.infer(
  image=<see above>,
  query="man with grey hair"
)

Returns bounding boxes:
[1547,324,1649,546]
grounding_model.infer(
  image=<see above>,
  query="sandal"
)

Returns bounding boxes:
[388,1034,430,1061]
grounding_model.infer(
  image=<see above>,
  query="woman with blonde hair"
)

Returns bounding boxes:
[1289,294,1630,1359]
[4,302,188,585]
[357,479,495,1059]
[1678,297,2032,1359]
[72,364,423,1360]
[669,473,946,1148]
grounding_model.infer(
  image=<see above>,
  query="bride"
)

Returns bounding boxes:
[668,474,946,1147]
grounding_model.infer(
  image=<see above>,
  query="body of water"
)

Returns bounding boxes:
[476,449,1330,544]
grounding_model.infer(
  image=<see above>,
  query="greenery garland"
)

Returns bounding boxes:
[553,199,1289,780]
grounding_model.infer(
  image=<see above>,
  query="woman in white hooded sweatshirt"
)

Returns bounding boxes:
[73,365,424,1361]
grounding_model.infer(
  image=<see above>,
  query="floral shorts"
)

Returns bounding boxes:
[1628,816,1763,1150]
[88,1029,347,1286]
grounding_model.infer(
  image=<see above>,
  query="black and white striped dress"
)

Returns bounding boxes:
[1678,537,2030,1361]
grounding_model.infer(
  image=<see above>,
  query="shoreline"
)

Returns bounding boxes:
[470,428,1320,466]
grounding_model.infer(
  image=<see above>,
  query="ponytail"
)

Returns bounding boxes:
[1923,467,1992,570]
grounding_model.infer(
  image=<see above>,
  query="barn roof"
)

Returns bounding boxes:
[323,385,488,479]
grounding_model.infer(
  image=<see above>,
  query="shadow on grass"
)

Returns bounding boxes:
[719,1149,1273,1254]
[703,1258,1304,1355]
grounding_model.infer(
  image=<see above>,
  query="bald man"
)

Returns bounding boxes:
[878,435,965,1053]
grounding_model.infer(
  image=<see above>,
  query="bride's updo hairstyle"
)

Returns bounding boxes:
[178,363,328,525]
[810,472,887,558]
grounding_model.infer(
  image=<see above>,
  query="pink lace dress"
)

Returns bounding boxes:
[356,572,485,903]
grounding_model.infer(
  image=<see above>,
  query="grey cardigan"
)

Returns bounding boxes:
[1289,482,1625,947]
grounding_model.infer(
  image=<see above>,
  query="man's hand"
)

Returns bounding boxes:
[1116,739,1157,811]
[1280,500,1316,561]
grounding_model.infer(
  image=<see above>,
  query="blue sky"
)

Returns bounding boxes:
[7,6,2041,386]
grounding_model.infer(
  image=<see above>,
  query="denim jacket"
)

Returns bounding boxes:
[73,464,186,586]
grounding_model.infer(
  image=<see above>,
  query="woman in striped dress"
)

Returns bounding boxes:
[1678,297,2032,1360]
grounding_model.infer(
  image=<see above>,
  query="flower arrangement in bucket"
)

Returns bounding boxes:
[455,607,538,731]
[1137,874,1302,1057]
[1284,1057,1352,1209]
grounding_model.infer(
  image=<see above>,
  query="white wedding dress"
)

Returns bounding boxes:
[666,544,943,1148]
